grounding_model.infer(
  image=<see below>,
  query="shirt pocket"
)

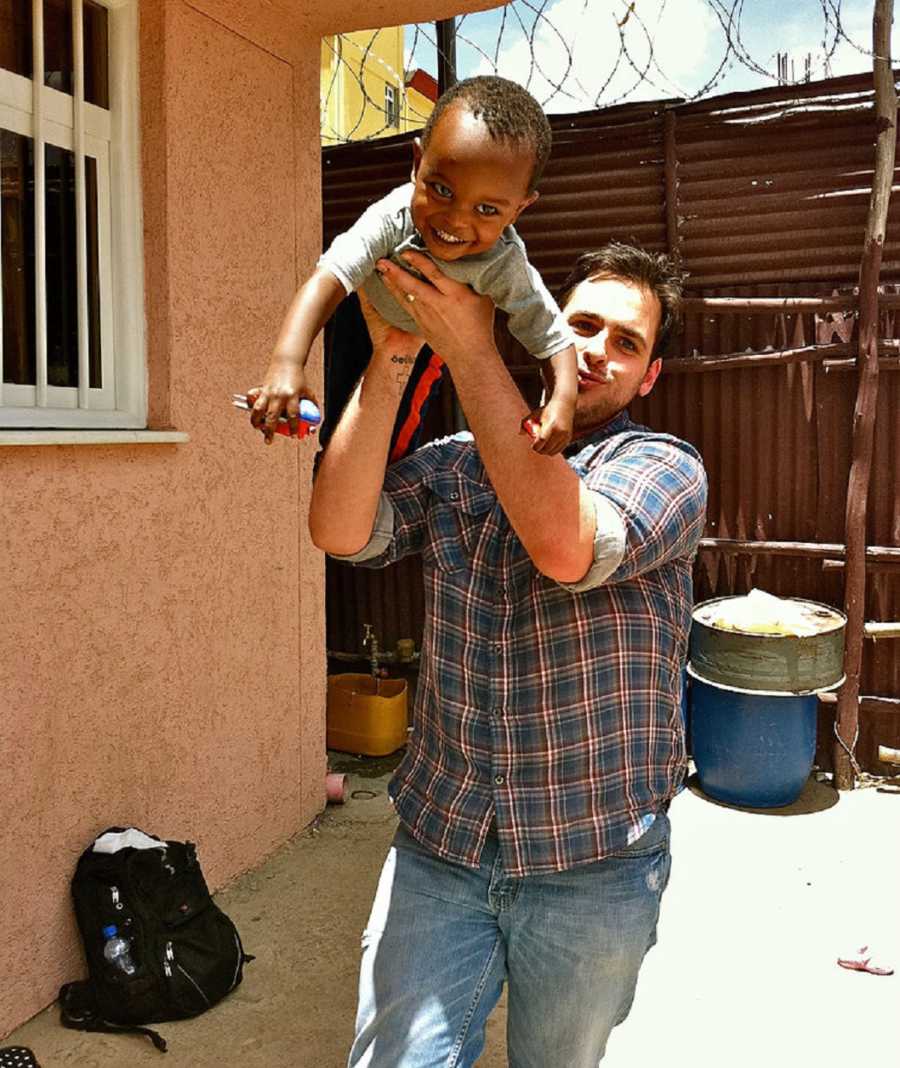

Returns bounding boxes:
[422,471,495,574]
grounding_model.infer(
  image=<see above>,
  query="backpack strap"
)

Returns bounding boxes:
[59,982,168,1054]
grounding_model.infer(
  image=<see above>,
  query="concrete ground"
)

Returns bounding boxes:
[8,762,898,1068]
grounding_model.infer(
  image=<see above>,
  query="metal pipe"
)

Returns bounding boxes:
[436,19,457,94]
[328,649,420,666]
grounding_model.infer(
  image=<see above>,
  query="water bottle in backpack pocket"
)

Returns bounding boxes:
[102,925,137,975]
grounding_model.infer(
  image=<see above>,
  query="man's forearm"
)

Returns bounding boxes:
[449,348,595,582]
[369,252,595,581]
[308,351,413,556]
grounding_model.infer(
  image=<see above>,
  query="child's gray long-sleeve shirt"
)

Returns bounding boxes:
[318,183,573,360]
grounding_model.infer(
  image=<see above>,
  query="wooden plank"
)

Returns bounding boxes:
[822,558,900,572]
[822,356,900,372]
[664,344,848,374]
[682,297,858,311]
[681,295,900,311]
[820,693,900,715]
[698,538,900,562]
[835,0,897,789]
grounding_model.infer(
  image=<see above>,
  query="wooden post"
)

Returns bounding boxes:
[664,111,680,258]
[834,0,897,788]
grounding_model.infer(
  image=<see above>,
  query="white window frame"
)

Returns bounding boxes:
[0,0,145,429]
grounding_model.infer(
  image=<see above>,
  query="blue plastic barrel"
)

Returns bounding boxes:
[688,665,817,808]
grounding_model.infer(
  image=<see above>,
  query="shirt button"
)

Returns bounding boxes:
[494,643,502,653]
[494,774,505,786]
[498,585,506,596]
[449,491,459,501]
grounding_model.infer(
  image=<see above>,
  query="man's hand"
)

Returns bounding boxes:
[357,291,425,396]
[374,253,496,368]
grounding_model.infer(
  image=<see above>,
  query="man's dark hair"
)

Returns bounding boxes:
[556,242,685,358]
[421,76,552,191]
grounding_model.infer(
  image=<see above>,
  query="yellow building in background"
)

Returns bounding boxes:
[320,27,437,144]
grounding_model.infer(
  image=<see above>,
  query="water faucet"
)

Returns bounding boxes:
[362,623,379,678]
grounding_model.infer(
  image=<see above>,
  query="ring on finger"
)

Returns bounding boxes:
[405,293,416,304]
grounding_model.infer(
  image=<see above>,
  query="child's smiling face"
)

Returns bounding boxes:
[410,104,539,262]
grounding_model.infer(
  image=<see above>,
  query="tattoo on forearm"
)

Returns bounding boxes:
[392,353,415,389]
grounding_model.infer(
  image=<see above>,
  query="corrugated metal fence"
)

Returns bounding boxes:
[322,72,900,773]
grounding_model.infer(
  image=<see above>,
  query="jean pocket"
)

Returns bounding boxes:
[609,813,670,858]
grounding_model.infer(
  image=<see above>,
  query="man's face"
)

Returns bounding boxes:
[562,275,663,436]
[410,105,539,262]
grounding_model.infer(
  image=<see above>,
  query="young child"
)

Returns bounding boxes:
[251,75,577,455]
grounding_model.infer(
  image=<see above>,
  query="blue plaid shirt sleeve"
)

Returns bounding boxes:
[585,436,708,583]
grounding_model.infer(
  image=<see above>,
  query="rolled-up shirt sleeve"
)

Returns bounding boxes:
[589,438,707,583]
[327,492,396,563]
[556,435,707,591]
[556,490,628,592]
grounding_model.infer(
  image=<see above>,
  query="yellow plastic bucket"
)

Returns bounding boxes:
[326,673,408,756]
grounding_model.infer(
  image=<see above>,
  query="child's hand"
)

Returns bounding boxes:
[521,396,574,456]
[249,363,319,443]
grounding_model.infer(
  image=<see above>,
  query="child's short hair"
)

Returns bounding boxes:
[421,75,552,192]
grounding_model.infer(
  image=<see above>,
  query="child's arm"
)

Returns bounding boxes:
[526,343,578,455]
[251,186,412,442]
[476,245,577,455]
[251,267,345,441]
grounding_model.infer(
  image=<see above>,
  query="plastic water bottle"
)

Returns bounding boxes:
[102,924,136,976]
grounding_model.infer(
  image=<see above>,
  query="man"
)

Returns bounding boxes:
[308,241,708,1067]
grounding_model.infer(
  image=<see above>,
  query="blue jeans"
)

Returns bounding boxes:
[348,813,671,1067]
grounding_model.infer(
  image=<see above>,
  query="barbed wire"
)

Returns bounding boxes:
[321,0,886,143]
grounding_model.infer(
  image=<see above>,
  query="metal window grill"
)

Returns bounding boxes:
[1,0,110,410]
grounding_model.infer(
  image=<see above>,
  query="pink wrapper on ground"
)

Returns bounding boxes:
[325,773,348,804]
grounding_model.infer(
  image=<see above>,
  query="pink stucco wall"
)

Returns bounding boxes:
[0,0,494,1036]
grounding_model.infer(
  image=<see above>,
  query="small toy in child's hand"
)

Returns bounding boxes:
[521,415,540,441]
[231,394,321,439]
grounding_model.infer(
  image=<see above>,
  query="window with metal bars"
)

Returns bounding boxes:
[0,0,145,429]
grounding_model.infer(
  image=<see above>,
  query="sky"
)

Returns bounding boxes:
[402,0,895,112]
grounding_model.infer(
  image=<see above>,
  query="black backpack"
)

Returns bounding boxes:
[60,827,253,1052]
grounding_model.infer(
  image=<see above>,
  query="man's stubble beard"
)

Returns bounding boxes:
[571,379,641,436]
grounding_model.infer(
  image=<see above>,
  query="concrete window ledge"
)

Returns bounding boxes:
[0,431,190,446]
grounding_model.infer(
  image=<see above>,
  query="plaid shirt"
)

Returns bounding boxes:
[347,411,707,876]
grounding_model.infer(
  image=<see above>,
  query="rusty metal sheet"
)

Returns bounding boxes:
[321,73,900,772]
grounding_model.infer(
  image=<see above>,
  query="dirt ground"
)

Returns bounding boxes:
[7,762,898,1068]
